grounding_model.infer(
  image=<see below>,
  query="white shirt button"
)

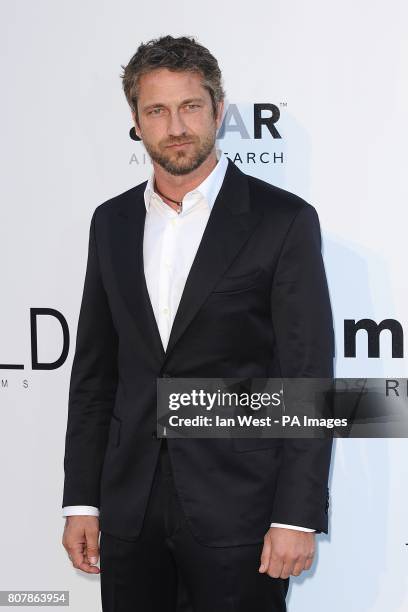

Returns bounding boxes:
[162,307,169,315]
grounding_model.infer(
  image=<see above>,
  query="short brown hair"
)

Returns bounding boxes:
[120,35,225,123]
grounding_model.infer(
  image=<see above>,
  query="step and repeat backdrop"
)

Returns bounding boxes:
[1,0,407,610]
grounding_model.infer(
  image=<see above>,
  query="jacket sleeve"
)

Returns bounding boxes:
[62,207,119,509]
[269,203,334,533]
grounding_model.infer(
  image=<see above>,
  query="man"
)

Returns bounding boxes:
[62,35,334,612]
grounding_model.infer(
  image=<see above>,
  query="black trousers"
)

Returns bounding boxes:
[100,438,289,612]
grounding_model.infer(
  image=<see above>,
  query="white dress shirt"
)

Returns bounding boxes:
[62,151,314,533]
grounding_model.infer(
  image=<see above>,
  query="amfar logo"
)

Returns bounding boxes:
[128,103,285,166]
[0,312,404,379]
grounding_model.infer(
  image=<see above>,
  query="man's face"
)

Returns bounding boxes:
[133,68,223,176]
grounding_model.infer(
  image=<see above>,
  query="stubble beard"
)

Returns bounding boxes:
[142,129,217,176]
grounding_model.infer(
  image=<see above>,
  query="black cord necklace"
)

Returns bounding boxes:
[154,180,183,214]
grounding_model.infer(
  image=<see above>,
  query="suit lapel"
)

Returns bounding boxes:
[113,158,263,368]
[114,183,166,368]
[163,159,262,361]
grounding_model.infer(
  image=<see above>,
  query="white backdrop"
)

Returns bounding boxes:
[1,1,407,610]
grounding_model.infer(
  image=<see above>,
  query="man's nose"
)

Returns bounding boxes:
[168,110,187,137]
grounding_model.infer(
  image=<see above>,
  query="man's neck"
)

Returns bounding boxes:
[153,149,218,207]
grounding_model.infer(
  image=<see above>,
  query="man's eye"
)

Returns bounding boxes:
[186,104,200,110]
[148,108,163,115]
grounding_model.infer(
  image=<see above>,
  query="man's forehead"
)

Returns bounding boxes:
[138,68,207,97]
[139,67,202,82]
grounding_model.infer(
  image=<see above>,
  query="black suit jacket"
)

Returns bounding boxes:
[62,158,335,547]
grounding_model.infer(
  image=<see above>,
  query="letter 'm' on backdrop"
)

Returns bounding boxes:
[0,1,407,610]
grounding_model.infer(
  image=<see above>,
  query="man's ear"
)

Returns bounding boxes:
[132,110,142,139]
[215,99,225,131]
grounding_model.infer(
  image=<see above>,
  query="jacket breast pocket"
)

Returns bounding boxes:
[107,414,121,448]
[212,268,263,294]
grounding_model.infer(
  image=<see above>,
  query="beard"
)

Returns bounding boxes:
[142,128,217,176]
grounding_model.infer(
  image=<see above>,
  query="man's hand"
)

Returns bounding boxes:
[62,516,100,574]
[259,527,315,579]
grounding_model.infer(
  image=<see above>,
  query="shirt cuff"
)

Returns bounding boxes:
[62,506,100,517]
[270,522,315,532]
